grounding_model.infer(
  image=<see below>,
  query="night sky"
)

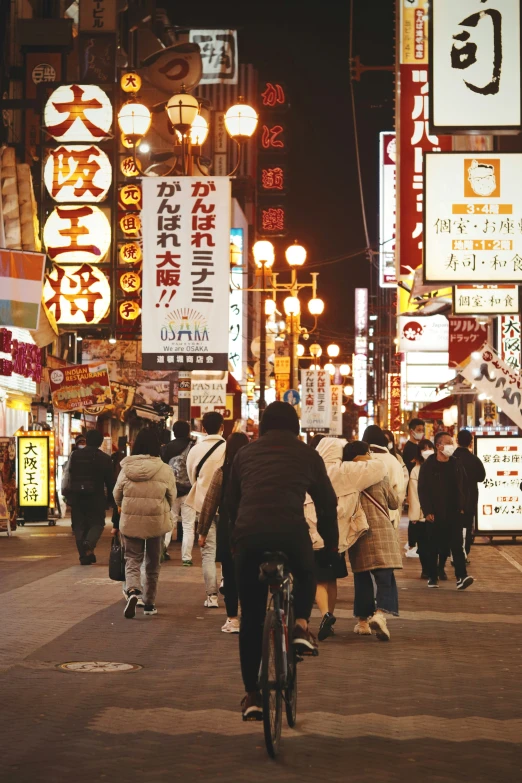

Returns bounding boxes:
[166,0,395,353]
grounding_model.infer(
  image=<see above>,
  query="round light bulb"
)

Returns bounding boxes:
[309,343,322,358]
[344,385,353,396]
[253,240,275,268]
[297,344,305,357]
[324,362,336,376]
[340,364,351,376]
[166,91,200,130]
[283,296,300,316]
[327,343,340,358]
[308,298,324,316]
[285,242,307,267]
[265,299,276,315]
[224,102,258,139]
[118,100,151,138]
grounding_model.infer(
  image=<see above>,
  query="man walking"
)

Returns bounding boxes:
[418,431,473,590]
[402,418,426,474]
[186,411,226,607]
[68,429,114,565]
[162,420,195,565]
[454,429,486,558]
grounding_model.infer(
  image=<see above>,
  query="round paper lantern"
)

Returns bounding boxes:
[121,156,141,177]
[120,72,142,93]
[43,205,111,264]
[119,213,141,236]
[120,183,142,207]
[44,84,113,142]
[44,144,112,203]
[119,242,142,264]
[119,271,141,292]
[119,301,141,320]
[43,263,111,325]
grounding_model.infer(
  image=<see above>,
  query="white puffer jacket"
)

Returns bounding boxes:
[113,455,176,539]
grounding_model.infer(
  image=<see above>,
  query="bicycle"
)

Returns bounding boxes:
[257,551,316,758]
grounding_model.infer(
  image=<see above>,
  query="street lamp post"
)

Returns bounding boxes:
[253,241,275,417]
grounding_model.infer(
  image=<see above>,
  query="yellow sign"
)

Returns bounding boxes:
[18,434,52,507]
[121,156,141,178]
[43,204,111,264]
[119,213,141,235]
[119,271,141,293]
[401,0,428,65]
[119,301,141,320]
[121,72,142,93]
[43,263,111,325]
[120,183,142,207]
[119,242,142,264]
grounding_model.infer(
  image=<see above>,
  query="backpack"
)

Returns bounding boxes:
[69,448,98,496]
[169,443,192,495]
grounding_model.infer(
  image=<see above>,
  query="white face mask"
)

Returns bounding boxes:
[421,449,433,460]
[387,442,393,450]
[412,431,424,441]
[442,444,456,457]
[78,444,86,449]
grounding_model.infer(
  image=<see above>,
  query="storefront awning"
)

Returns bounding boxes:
[418,395,456,420]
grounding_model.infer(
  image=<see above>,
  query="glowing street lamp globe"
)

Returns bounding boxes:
[285,242,307,267]
[340,363,351,376]
[166,91,200,132]
[309,343,322,358]
[327,343,340,358]
[308,298,324,316]
[224,102,258,139]
[253,240,275,268]
[324,362,336,376]
[297,344,305,357]
[264,298,276,315]
[117,100,151,139]
[284,296,300,316]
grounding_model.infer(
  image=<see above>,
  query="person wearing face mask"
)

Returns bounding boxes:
[454,430,486,559]
[418,432,473,590]
[402,418,426,475]
[383,429,408,485]
[407,439,434,578]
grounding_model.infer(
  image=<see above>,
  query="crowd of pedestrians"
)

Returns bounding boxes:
[61,404,486,719]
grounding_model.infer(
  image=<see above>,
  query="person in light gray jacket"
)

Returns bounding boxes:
[113,428,176,619]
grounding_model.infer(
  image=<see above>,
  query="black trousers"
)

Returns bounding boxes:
[71,502,105,559]
[424,516,467,581]
[220,548,239,618]
[234,529,316,693]
[462,512,474,556]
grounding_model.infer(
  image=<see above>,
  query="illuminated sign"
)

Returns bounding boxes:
[120,183,142,207]
[119,301,141,320]
[44,84,113,142]
[43,205,111,264]
[261,82,286,108]
[258,205,287,236]
[18,432,55,508]
[454,284,519,315]
[44,144,112,202]
[261,124,285,150]
[119,271,141,293]
[387,373,402,431]
[476,436,522,535]
[301,369,331,431]
[355,288,368,356]
[43,264,111,325]
[119,242,142,264]
[229,228,244,378]
[119,213,141,236]
[120,72,142,93]
[121,156,141,178]
[379,132,397,287]
[260,165,286,193]
[353,353,368,407]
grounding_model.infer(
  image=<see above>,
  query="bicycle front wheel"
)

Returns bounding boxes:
[260,609,283,758]
[285,603,298,728]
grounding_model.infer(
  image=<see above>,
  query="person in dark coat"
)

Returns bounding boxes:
[68,429,114,565]
[454,429,486,557]
[418,431,473,590]
[226,401,338,721]
[402,417,426,475]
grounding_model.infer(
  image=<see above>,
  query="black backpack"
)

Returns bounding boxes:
[69,448,98,495]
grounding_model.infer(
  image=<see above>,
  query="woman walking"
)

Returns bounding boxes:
[343,441,402,642]
[113,428,176,619]
[198,432,249,634]
[362,424,406,529]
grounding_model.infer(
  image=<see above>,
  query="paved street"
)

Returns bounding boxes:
[2,520,522,783]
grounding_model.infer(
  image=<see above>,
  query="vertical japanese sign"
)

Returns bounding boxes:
[387,373,402,431]
[257,79,289,238]
[353,288,368,407]
[498,315,521,370]
[379,132,397,287]
[430,0,521,133]
[79,0,117,32]
[398,0,452,278]
[448,317,488,366]
[476,436,522,534]
[461,343,522,428]
[18,434,51,508]
[141,177,231,371]
[301,370,331,431]
[330,384,343,436]
[229,228,243,380]
[188,30,238,84]
[424,152,522,283]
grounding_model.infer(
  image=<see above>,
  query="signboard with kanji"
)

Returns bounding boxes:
[424,152,522,283]
[448,317,488,367]
[188,29,238,84]
[18,434,51,508]
[461,343,522,428]
[301,369,331,431]
[141,177,231,371]
[44,145,112,203]
[79,0,117,32]
[387,373,402,431]
[379,132,397,287]
[454,284,519,315]
[430,0,522,134]
[498,315,521,370]
[475,436,522,535]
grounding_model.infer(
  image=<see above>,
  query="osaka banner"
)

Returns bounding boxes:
[424,152,522,284]
[460,343,522,429]
[430,0,521,134]
[448,317,488,367]
[301,370,331,432]
[141,177,231,371]
[49,361,112,411]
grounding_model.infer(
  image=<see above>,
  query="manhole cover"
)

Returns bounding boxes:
[57,661,142,673]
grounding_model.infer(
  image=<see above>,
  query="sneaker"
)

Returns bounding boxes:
[204,594,219,608]
[292,625,319,655]
[317,612,336,642]
[182,560,193,567]
[79,556,92,566]
[354,620,372,636]
[163,551,171,561]
[241,691,263,721]
[438,568,448,581]
[369,612,391,641]
[221,618,240,633]
[124,592,139,619]
[143,605,157,615]
[427,578,439,588]
[457,576,474,590]
[137,596,144,607]
[219,577,225,595]
[420,572,429,580]
[123,587,143,605]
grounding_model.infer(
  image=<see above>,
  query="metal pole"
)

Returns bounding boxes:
[259,266,267,418]
[289,314,295,391]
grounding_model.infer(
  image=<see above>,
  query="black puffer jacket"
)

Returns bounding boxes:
[68,445,115,510]
[418,453,468,520]
[226,429,338,550]
[454,447,486,513]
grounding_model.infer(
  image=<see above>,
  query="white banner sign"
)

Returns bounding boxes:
[188,30,238,84]
[430,0,522,133]
[399,314,449,352]
[190,379,227,414]
[476,436,522,534]
[330,385,343,436]
[379,132,397,287]
[461,343,522,429]
[353,354,368,407]
[141,177,231,371]
[301,370,331,431]
[425,152,522,284]
[454,284,519,315]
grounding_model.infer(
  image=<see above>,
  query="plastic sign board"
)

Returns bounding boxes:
[49,362,112,411]
[44,145,112,203]
[475,436,522,535]
[379,132,397,287]
[44,85,113,143]
[430,0,522,134]
[18,432,54,508]
[43,205,111,264]
[399,314,449,352]
[330,385,343,436]
[43,264,111,325]
[301,370,331,431]
[454,284,519,315]
[461,342,522,429]
[424,152,522,284]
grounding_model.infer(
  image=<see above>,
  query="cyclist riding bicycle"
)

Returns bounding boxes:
[226,401,338,720]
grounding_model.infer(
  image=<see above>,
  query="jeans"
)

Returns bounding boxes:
[353,568,399,619]
[221,547,238,617]
[71,503,105,559]
[202,521,218,595]
[122,535,162,605]
[165,496,196,561]
[425,516,468,581]
[234,529,316,693]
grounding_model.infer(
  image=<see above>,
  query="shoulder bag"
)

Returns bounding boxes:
[195,440,225,479]
[361,489,391,521]
[109,533,125,582]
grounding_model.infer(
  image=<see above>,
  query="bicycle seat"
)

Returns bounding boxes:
[259,551,288,584]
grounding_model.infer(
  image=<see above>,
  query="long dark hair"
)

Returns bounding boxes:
[362,424,388,449]
[131,428,161,457]
[225,432,249,468]
[382,429,398,458]
[343,440,370,462]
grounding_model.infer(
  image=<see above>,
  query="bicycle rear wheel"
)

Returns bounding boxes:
[260,609,283,758]
[285,603,298,728]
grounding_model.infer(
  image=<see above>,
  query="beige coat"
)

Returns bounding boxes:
[368,444,406,529]
[304,438,386,553]
[407,464,425,521]
[113,455,176,539]
[348,472,402,573]
[185,435,226,513]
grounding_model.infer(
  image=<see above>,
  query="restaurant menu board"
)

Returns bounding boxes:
[475,436,522,535]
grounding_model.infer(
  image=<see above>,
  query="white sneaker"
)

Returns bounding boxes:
[222,618,240,633]
[204,594,219,608]
[354,620,372,636]
[369,612,391,641]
